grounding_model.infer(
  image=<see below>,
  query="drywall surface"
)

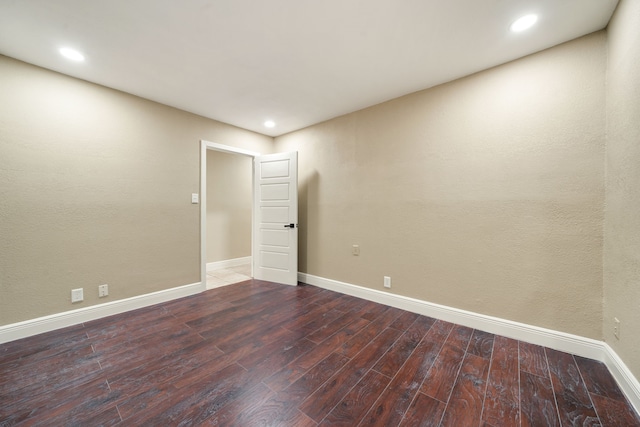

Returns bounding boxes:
[0,55,272,325]
[604,0,640,379]
[276,33,606,339]
[206,150,252,263]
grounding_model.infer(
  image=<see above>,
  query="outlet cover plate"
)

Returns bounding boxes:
[98,284,109,298]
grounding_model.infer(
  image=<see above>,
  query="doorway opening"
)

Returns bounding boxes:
[199,140,259,291]
[199,140,299,290]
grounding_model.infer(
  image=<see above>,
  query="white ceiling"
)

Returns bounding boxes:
[0,0,619,137]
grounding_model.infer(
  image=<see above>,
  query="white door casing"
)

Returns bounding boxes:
[252,152,298,286]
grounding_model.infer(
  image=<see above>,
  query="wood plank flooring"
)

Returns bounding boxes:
[1,280,639,426]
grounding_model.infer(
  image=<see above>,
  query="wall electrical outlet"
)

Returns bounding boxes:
[352,245,360,256]
[614,317,620,339]
[71,288,84,303]
[98,284,109,298]
[384,276,391,289]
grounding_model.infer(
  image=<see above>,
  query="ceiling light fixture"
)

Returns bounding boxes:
[264,120,276,128]
[510,14,538,32]
[59,47,85,61]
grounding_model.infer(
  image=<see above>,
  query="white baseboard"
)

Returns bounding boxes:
[206,256,251,272]
[0,281,202,345]
[299,272,640,415]
[603,344,640,415]
[299,273,603,358]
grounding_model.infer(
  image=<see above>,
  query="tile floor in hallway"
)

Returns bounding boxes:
[206,263,252,288]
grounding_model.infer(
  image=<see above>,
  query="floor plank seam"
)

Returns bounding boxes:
[573,353,604,424]
[434,342,471,426]
[478,334,496,425]
[544,347,565,427]
[517,343,522,427]
[359,327,426,426]
[399,327,446,424]
[115,404,123,422]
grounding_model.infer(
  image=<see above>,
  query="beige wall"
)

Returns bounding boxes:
[604,0,640,379]
[206,150,252,263]
[0,55,272,325]
[276,32,606,339]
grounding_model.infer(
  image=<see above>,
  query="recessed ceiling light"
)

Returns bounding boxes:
[59,47,85,62]
[510,14,538,32]
[264,120,276,128]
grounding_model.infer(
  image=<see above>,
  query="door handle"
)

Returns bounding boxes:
[284,223,296,228]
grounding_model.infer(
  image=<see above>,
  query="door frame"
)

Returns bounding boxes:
[199,140,260,291]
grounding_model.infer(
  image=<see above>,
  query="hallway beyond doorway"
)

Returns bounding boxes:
[206,262,251,289]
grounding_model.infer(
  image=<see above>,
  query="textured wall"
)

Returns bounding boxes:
[206,150,252,263]
[276,32,606,339]
[604,0,640,379]
[0,56,272,325]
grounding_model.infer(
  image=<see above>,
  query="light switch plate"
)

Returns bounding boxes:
[191,193,199,204]
[71,288,84,303]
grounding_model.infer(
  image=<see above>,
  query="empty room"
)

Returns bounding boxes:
[1,0,639,425]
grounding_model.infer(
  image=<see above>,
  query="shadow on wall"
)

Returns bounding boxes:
[298,170,320,273]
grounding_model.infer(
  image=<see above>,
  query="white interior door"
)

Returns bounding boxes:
[252,152,298,286]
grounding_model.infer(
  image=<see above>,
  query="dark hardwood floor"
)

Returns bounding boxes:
[1,280,639,426]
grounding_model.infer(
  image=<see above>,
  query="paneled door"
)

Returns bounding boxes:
[252,152,298,286]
